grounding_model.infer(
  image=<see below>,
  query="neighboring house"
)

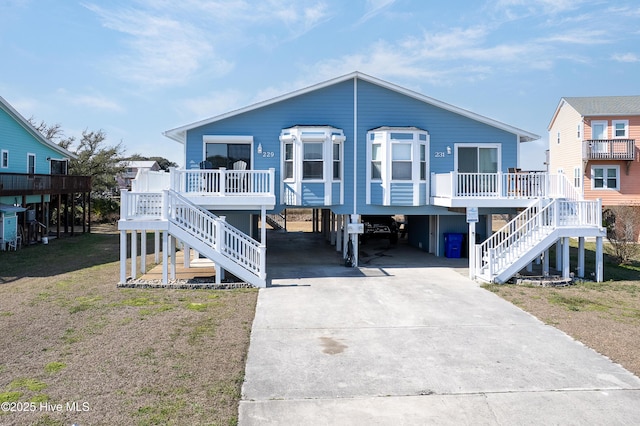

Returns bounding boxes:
[118,72,606,287]
[548,96,640,205]
[116,160,161,190]
[0,95,91,248]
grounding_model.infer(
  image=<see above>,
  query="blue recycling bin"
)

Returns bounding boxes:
[444,233,463,258]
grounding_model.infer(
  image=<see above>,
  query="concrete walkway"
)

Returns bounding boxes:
[239,232,640,425]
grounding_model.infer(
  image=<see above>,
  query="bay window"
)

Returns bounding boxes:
[303,143,323,180]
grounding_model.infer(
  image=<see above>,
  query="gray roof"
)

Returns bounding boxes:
[563,95,640,116]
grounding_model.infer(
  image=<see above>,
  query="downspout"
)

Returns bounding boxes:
[353,76,358,216]
[351,77,359,267]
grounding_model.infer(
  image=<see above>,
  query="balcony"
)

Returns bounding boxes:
[0,173,91,196]
[130,168,276,210]
[583,139,636,161]
[430,172,581,208]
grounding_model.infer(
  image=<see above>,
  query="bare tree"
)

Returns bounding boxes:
[603,205,640,264]
[29,118,75,149]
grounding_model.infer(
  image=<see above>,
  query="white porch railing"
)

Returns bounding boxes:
[171,168,275,196]
[476,198,601,282]
[119,189,266,283]
[120,191,164,219]
[431,172,582,200]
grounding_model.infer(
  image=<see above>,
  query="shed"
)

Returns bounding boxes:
[0,204,27,250]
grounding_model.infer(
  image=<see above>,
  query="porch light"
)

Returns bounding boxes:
[257,143,263,154]
[446,146,451,155]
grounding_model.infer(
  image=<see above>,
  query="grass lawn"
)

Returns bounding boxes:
[2,228,638,424]
[483,239,640,377]
[0,227,257,425]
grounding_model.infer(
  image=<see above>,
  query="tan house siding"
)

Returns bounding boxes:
[548,101,583,185]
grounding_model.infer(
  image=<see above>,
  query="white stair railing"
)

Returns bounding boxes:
[476,198,601,282]
[166,190,266,280]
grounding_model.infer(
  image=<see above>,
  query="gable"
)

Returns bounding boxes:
[165,72,538,144]
[0,96,76,174]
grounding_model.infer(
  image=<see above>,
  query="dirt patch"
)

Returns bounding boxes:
[484,281,640,377]
[0,226,257,425]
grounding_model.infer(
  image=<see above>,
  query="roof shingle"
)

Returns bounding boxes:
[563,95,640,116]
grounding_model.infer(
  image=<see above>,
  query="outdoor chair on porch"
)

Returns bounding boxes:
[229,160,248,193]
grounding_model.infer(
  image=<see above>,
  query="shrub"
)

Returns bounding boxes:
[603,205,640,264]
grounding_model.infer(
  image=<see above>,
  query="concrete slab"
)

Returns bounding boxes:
[240,231,640,424]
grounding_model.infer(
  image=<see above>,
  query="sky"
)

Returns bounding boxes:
[1,0,640,170]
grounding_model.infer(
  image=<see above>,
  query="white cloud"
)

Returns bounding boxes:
[612,53,640,63]
[84,1,332,88]
[356,0,396,25]
[69,95,124,112]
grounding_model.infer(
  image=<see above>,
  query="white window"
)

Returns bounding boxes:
[371,142,382,180]
[27,153,35,174]
[591,166,619,190]
[577,123,582,139]
[574,167,581,188]
[391,143,412,180]
[557,131,560,144]
[591,121,607,140]
[1,150,7,168]
[420,144,426,180]
[332,142,341,180]
[284,143,293,180]
[612,120,628,138]
[367,129,430,182]
[280,127,345,183]
[303,142,323,180]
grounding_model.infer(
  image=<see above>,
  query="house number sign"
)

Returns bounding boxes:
[261,151,275,158]
[434,151,445,157]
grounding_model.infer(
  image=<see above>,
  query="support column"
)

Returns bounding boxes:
[577,237,585,278]
[336,214,343,252]
[131,230,137,279]
[162,231,169,284]
[170,236,176,281]
[468,220,476,280]
[596,236,603,282]
[562,237,570,279]
[350,214,360,267]
[261,206,267,244]
[543,249,550,276]
[141,230,147,274]
[154,231,160,264]
[555,240,562,272]
[120,230,127,284]
[215,264,222,285]
[183,244,191,268]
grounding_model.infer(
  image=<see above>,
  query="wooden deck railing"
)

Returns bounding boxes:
[583,139,636,160]
[0,173,92,196]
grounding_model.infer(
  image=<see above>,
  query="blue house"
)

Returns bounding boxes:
[0,95,91,248]
[118,72,606,287]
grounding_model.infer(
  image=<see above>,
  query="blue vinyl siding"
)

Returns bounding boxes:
[183,76,523,216]
[301,183,324,206]
[390,183,413,205]
[369,182,383,205]
[418,182,427,205]
[185,80,355,212]
[331,182,341,205]
[355,80,518,214]
[0,107,69,174]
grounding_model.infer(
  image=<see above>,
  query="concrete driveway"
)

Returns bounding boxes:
[239,232,640,424]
